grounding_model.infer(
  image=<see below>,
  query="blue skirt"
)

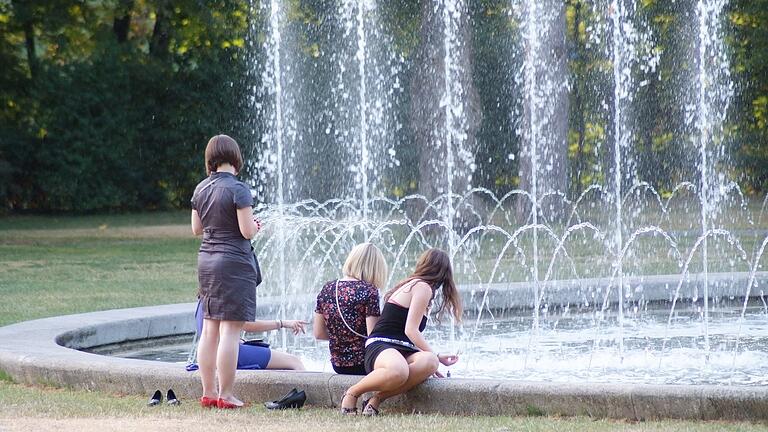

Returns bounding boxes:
[194,300,271,370]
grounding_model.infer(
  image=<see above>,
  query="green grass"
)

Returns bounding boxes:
[1,212,766,431]
[0,210,188,230]
[0,212,197,326]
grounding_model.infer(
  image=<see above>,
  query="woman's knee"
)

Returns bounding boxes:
[266,351,305,370]
[415,352,439,374]
[380,365,409,386]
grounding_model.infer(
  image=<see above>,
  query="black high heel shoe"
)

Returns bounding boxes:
[264,388,306,409]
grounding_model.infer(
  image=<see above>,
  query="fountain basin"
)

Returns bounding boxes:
[104,273,768,386]
[1,278,768,419]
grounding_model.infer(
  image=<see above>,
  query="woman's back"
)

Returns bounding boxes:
[315,279,380,367]
[369,300,427,344]
[192,171,253,255]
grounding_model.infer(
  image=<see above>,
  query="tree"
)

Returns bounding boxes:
[517,0,570,220]
[410,0,481,217]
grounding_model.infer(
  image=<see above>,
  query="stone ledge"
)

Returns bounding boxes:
[1,302,767,420]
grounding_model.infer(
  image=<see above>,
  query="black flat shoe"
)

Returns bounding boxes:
[264,389,306,409]
[166,389,181,406]
[147,390,162,407]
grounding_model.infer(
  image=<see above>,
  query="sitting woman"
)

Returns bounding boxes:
[314,243,388,375]
[193,300,306,370]
[340,248,462,415]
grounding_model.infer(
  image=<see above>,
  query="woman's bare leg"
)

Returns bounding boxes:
[367,351,439,409]
[197,318,220,399]
[266,350,305,370]
[342,349,409,410]
[217,320,245,404]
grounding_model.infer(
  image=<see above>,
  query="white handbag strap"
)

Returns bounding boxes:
[334,279,368,339]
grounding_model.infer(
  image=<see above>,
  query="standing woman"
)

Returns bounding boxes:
[191,135,261,409]
[314,243,388,375]
[340,248,462,415]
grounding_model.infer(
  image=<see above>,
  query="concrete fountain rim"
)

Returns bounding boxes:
[1,272,768,420]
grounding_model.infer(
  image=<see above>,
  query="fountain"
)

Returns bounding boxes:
[2,0,768,419]
[234,0,768,387]
[0,0,768,419]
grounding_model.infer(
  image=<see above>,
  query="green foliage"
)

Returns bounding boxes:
[730,0,768,193]
[471,0,521,196]
[0,0,766,212]
[0,0,249,212]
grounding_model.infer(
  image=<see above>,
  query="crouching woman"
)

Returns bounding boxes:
[340,248,462,415]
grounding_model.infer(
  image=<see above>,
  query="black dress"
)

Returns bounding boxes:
[364,301,427,373]
[191,171,258,322]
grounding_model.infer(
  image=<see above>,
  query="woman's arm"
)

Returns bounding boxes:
[313,313,329,340]
[236,206,260,239]
[365,316,379,336]
[191,210,203,236]
[242,319,306,335]
[243,320,282,333]
[403,282,434,352]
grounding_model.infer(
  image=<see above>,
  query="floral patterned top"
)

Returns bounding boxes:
[315,279,381,367]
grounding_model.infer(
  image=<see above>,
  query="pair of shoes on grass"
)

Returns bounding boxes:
[147,389,180,406]
[264,388,306,410]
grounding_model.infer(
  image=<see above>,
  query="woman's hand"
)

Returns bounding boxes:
[282,319,307,335]
[253,217,262,233]
[437,353,459,367]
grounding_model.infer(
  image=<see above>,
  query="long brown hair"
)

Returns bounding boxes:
[384,248,462,323]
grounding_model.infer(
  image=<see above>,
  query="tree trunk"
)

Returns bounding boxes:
[572,1,586,198]
[113,0,134,43]
[22,20,37,79]
[149,1,170,57]
[410,0,481,226]
[11,0,38,79]
[517,0,570,222]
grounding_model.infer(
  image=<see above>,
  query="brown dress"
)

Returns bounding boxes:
[191,171,257,322]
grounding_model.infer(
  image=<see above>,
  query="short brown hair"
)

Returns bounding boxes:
[204,134,243,175]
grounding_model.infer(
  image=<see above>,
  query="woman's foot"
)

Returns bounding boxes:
[200,396,218,408]
[361,396,380,416]
[217,397,248,409]
[340,392,359,415]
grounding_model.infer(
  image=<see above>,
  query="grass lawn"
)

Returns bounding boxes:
[0,212,765,431]
[0,380,764,432]
[0,211,198,326]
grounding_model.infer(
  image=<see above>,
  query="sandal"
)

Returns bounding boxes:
[361,397,380,416]
[340,391,359,415]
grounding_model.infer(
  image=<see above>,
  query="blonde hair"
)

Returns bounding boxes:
[342,243,388,290]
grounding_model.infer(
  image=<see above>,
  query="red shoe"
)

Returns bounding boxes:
[216,398,249,409]
[200,396,218,408]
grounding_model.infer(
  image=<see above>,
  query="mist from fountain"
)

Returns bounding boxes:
[693,0,735,360]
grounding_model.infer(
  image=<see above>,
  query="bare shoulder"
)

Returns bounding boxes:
[412,281,432,296]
